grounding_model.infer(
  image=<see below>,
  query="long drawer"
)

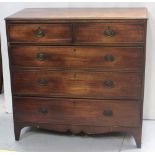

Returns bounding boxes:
[7,23,72,43]
[10,46,144,71]
[14,97,141,127]
[74,23,145,44]
[12,70,142,99]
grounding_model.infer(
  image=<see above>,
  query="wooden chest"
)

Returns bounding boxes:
[5,8,147,148]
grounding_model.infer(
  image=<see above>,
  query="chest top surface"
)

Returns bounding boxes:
[6,8,148,20]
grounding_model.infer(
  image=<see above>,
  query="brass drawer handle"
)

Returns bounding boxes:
[103,80,114,88]
[103,110,113,117]
[38,107,48,114]
[104,27,115,37]
[104,54,114,62]
[36,53,46,61]
[34,27,45,38]
[37,79,48,86]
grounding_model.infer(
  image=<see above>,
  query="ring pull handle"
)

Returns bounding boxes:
[38,107,48,114]
[104,27,115,37]
[34,27,45,38]
[103,110,113,117]
[37,79,48,86]
[103,80,114,88]
[104,54,114,62]
[36,53,46,61]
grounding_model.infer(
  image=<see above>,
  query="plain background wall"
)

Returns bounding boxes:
[0,2,155,119]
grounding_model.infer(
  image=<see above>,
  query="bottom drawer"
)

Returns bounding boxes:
[14,97,141,127]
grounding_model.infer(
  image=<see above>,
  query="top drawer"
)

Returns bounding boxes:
[7,23,72,44]
[74,22,145,44]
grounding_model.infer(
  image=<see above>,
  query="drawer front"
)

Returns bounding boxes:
[12,70,142,99]
[14,97,141,127]
[10,46,143,70]
[74,23,145,44]
[8,24,72,43]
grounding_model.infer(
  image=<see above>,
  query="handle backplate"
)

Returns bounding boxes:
[103,80,114,88]
[37,79,48,86]
[103,110,113,117]
[104,54,114,62]
[36,53,46,61]
[38,107,48,114]
[104,27,115,37]
[34,27,45,38]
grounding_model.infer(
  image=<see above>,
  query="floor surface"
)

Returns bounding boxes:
[0,94,155,152]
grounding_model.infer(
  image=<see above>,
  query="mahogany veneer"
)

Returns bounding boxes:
[5,8,147,148]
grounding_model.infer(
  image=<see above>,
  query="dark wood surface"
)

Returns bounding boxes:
[10,46,144,71]
[6,8,147,148]
[6,8,148,20]
[74,22,145,44]
[12,70,142,99]
[7,22,145,44]
[8,23,72,43]
[14,97,140,127]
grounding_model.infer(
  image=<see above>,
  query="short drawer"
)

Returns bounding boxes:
[12,70,142,99]
[14,97,141,127]
[8,23,72,43]
[74,23,145,44]
[10,46,143,71]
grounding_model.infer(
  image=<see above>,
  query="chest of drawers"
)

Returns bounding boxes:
[6,8,147,148]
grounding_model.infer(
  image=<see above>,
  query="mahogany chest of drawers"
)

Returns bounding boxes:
[6,8,147,148]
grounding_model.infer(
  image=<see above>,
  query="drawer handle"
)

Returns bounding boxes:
[104,54,114,62]
[104,27,115,37]
[34,27,45,38]
[103,110,113,117]
[103,80,114,88]
[37,79,48,86]
[38,107,48,114]
[36,53,46,61]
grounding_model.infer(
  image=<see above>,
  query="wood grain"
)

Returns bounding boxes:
[75,23,145,44]
[5,8,147,147]
[12,70,142,99]
[8,23,72,43]
[14,97,141,127]
[10,46,144,71]
[5,8,148,20]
